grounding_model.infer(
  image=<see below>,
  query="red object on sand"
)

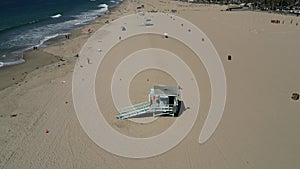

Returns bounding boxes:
[147,78,149,82]
[45,129,49,133]
[88,28,91,33]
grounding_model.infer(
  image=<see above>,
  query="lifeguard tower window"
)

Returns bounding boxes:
[169,96,175,105]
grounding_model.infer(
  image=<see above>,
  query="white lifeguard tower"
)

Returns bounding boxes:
[144,18,153,26]
[117,85,180,120]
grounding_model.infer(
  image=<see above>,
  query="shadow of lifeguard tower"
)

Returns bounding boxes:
[117,85,186,120]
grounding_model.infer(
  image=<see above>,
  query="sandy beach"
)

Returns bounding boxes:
[1,0,300,168]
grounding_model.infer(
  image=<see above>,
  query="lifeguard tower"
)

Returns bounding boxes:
[117,85,180,120]
[144,18,153,26]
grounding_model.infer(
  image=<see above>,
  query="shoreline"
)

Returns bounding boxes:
[0,1,298,66]
[0,1,299,91]
[0,0,125,66]
[0,0,122,67]
[0,0,129,91]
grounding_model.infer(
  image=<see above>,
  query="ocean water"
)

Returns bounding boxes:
[0,0,122,67]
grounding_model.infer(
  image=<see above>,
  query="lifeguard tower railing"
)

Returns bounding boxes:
[150,106,174,117]
[117,102,175,120]
[117,102,150,120]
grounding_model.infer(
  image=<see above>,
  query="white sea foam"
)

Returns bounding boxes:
[98,4,108,9]
[99,8,108,13]
[0,32,67,68]
[38,33,68,46]
[51,14,62,19]
[0,2,115,68]
[3,3,111,50]
[0,59,25,68]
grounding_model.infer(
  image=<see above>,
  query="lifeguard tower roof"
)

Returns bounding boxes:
[152,85,179,96]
